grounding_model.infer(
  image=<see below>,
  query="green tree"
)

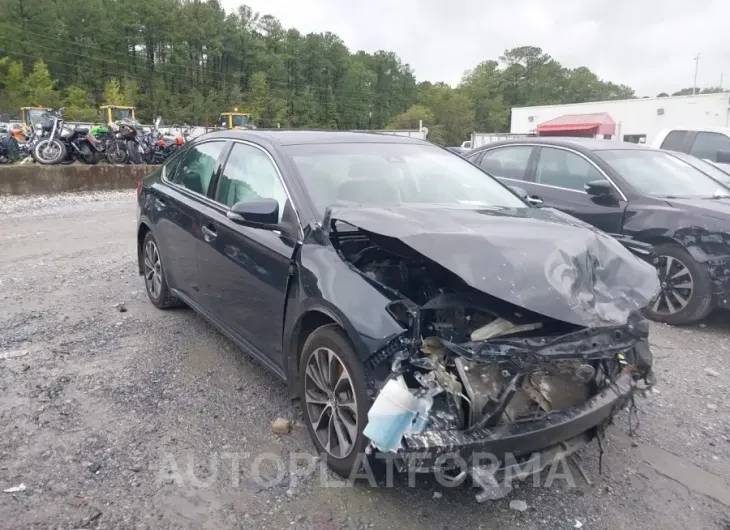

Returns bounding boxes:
[64,86,97,121]
[0,57,26,114]
[103,79,124,106]
[25,60,59,107]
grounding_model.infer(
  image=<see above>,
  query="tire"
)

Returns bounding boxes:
[106,141,128,164]
[78,144,100,165]
[645,243,713,325]
[299,324,372,479]
[33,139,67,165]
[142,232,181,309]
[127,140,143,165]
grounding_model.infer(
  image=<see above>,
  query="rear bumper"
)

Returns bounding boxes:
[400,372,636,472]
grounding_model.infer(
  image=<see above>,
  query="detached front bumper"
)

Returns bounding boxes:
[400,372,638,472]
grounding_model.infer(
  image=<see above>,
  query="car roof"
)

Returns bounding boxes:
[195,129,427,146]
[474,137,659,153]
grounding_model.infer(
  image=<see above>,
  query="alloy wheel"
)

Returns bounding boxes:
[143,240,163,299]
[650,254,694,315]
[304,347,359,459]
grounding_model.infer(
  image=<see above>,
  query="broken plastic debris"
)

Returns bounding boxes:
[363,377,432,453]
[574,520,584,528]
[3,483,26,493]
[1,349,28,360]
[509,499,528,512]
[271,418,291,434]
[470,318,541,342]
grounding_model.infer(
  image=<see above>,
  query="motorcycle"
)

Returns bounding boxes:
[138,117,185,164]
[33,108,68,165]
[116,117,145,164]
[0,125,21,164]
[58,124,104,164]
[93,122,128,165]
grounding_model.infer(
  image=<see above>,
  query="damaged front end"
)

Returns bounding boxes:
[325,206,658,499]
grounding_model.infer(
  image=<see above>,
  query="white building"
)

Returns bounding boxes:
[509,92,730,144]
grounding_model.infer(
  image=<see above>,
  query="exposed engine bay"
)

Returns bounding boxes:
[329,217,654,485]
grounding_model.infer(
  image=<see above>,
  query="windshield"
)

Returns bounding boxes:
[285,142,526,216]
[28,109,49,126]
[112,109,134,121]
[596,149,730,198]
[232,115,252,127]
[668,151,730,186]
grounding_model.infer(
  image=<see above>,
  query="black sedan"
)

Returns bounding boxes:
[466,138,730,325]
[136,131,656,495]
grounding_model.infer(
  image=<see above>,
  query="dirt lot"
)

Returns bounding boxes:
[1,191,729,529]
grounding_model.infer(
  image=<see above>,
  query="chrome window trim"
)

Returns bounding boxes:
[480,143,628,202]
[161,139,229,208]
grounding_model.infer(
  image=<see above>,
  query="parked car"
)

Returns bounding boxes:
[466,137,730,325]
[653,127,730,174]
[137,131,657,496]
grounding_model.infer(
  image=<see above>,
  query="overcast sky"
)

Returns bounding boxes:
[222,0,729,97]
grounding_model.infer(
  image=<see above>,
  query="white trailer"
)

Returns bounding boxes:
[463,132,534,150]
[510,93,730,145]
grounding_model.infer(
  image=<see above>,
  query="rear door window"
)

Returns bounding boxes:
[660,130,689,152]
[689,132,730,162]
[478,146,533,180]
[174,141,227,196]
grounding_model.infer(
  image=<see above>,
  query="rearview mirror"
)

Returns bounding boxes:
[585,179,614,197]
[716,150,730,164]
[227,199,279,226]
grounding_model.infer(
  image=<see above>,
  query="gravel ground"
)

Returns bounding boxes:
[0,191,729,529]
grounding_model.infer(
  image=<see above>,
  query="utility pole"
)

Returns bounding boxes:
[693,54,700,95]
[720,72,724,90]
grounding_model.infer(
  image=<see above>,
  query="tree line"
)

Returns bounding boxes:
[0,0,722,145]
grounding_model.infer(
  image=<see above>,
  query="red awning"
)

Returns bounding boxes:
[536,112,616,136]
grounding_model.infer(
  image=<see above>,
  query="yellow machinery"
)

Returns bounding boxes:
[219,109,254,129]
[100,105,136,123]
[21,107,51,127]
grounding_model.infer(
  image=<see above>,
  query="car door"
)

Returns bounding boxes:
[688,131,730,163]
[526,146,627,234]
[196,141,300,369]
[153,140,228,303]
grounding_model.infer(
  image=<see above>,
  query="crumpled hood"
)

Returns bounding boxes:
[325,205,660,328]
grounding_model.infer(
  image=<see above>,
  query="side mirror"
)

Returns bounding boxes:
[585,179,615,198]
[227,199,279,226]
[510,185,529,199]
[716,151,730,164]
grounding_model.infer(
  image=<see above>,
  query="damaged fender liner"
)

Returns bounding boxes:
[400,372,636,470]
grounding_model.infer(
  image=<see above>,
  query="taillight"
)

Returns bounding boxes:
[136,181,143,196]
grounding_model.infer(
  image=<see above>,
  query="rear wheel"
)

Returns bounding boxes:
[299,324,371,478]
[645,243,713,325]
[142,232,181,309]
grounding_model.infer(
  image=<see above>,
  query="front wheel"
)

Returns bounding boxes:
[299,324,371,478]
[106,140,128,164]
[33,139,67,165]
[645,243,713,325]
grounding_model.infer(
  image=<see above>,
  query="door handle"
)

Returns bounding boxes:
[527,196,543,206]
[201,224,217,242]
